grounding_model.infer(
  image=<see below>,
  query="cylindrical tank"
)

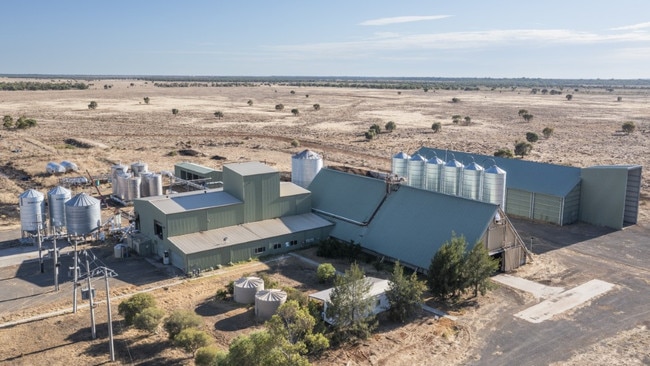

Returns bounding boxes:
[124,176,141,201]
[130,161,148,177]
[407,154,426,189]
[65,193,101,235]
[425,156,445,192]
[111,163,128,196]
[391,151,410,178]
[233,276,265,304]
[442,159,464,196]
[461,162,484,201]
[483,164,507,208]
[114,244,127,258]
[147,173,163,197]
[140,172,152,197]
[19,189,45,233]
[116,172,131,200]
[291,149,323,188]
[46,162,66,175]
[255,289,287,321]
[47,186,71,229]
[60,160,78,172]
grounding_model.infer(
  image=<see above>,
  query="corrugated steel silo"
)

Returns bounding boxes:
[391,151,410,178]
[291,149,323,188]
[442,159,464,196]
[116,172,131,200]
[407,154,426,188]
[483,164,507,208]
[425,156,445,192]
[461,161,484,200]
[233,276,265,304]
[255,289,287,321]
[130,162,148,177]
[111,163,128,196]
[148,173,163,197]
[124,176,141,201]
[47,186,71,230]
[19,189,45,233]
[140,172,152,197]
[65,193,101,235]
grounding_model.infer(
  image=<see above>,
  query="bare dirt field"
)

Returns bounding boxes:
[0,79,649,365]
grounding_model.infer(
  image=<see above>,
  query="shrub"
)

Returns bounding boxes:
[317,263,337,283]
[171,108,179,115]
[275,103,284,111]
[283,286,309,307]
[215,289,229,301]
[290,90,295,94]
[118,293,157,326]
[226,281,234,295]
[451,97,461,103]
[133,306,165,333]
[526,132,539,143]
[566,94,573,101]
[313,103,320,110]
[247,99,253,106]
[385,121,396,132]
[542,127,554,139]
[144,97,150,104]
[617,96,623,102]
[164,309,202,340]
[88,101,97,110]
[431,122,442,133]
[364,130,376,140]
[494,149,514,158]
[290,139,300,147]
[522,113,534,122]
[258,272,278,289]
[514,141,533,158]
[174,328,212,355]
[451,115,461,124]
[622,121,636,134]
[369,124,381,134]
[463,116,472,125]
[214,111,224,119]
[2,115,13,129]
[195,346,227,366]
[291,108,300,116]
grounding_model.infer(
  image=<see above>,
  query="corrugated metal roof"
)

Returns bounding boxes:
[309,277,390,303]
[280,182,310,197]
[169,213,333,255]
[293,149,321,159]
[225,161,277,176]
[66,193,100,207]
[417,147,581,197]
[175,162,216,175]
[137,189,242,214]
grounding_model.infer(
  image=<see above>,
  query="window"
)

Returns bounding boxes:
[272,243,282,250]
[254,246,266,254]
[154,221,163,239]
[289,240,298,246]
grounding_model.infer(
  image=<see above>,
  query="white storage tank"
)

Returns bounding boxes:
[425,156,445,192]
[114,244,127,258]
[255,289,287,321]
[116,172,131,200]
[291,149,323,188]
[442,159,464,196]
[65,193,101,235]
[46,162,66,175]
[483,164,507,208]
[47,186,71,230]
[124,176,141,201]
[233,276,265,304]
[140,172,152,197]
[130,161,148,177]
[391,151,410,179]
[407,154,426,189]
[148,173,163,197]
[60,160,79,172]
[461,161,484,201]
[111,163,128,196]
[19,189,45,233]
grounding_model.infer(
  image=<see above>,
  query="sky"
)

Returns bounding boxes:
[2,1,650,79]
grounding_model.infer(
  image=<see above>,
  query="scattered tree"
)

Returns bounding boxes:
[172,108,179,115]
[622,121,636,134]
[451,97,461,103]
[313,103,320,111]
[133,306,165,333]
[195,346,227,366]
[164,309,202,340]
[427,233,467,300]
[386,261,426,323]
[369,124,381,135]
[522,113,534,122]
[566,94,573,101]
[88,101,98,110]
[397,91,402,95]
[431,122,442,133]
[316,263,336,283]
[617,96,623,102]
[174,328,212,355]
[214,111,224,119]
[385,121,396,132]
[542,127,554,139]
[526,132,539,143]
[463,116,472,125]
[290,139,300,147]
[2,115,13,129]
[247,99,253,106]
[144,96,150,104]
[305,94,309,98]
[451,115,462,124]
[226,330,310,366]
[494,148,514,158]
[291,108,300,116]
[518,109,529,117]
[275,103,284,111]
[514,141,533,158]
[290,90,296,95]
[463,241,499,297]
[365,130,377,140]
[118,293,157,326]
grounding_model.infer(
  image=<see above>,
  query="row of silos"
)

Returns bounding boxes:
[111,162,163,201]
[19,188,101,236]
[392,152,507,208]
[233,276,288,321]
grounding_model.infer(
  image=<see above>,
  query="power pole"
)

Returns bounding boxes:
[72,239,79,313]
[92,266,118,362]
[85,254,96,339]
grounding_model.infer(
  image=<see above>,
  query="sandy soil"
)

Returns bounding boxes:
[0,79,649,364]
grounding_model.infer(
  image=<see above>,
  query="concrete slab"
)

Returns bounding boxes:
[493,274,565,299]
[515,279,615,323]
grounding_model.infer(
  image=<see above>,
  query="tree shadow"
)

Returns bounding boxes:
[214,308,255,331]
[195,298,241,317]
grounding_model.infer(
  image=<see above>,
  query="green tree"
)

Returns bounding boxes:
[514,141,533,158]
[326,262,377,343]
[451,97,461,103]
[566,94,573,101]
[369,124,381,134]
[275,103,284,111]
[247,99,253,106]
[518,109,528,117]
[164,309,202,340]
[133,306,165,333]
[226,330,310,366]
[386,261,426,323]
[463,241,499,297]
[266,300,317,346]
[214,111,224,119]
[88,101,97,110]
[313,103,320,111]
[463,116,472,125]
[451,115,462,124]
[172,108,179,115]
[118,293,157,326]
[174,328,212,355]
[2,115,13,129]
[427,233,467,300]
[385,121,396,132]
[364,130,376,140]
[316,263,336,283]
[290,139,300,147]
[290,90,296,95]
[494,148,514,158]
[195,346,227,366]
[622,121,636,134]
[431,122,442,133]
[526,132,539,143]
[144,96,150,104]
[542,127,554,139]
[522,113,534,122]
[291,108,300,116]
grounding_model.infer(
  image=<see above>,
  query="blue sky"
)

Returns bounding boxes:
[2,1,650,78]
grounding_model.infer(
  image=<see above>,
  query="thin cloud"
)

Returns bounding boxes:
[610,22,650,31]
[360,15,451,26]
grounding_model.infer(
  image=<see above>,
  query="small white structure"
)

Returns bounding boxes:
[233,276,265,304]
[308,277,390,325]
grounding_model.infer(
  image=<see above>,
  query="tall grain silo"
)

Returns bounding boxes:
[255,289,287,321]
[483,164,507,208]
[391,151,410,178]
[130,161,148,177]
[291,149,323,188]
[19,189,45,234]
[461,161,484,201]
[233,276,265,304]
[124,176,141,201]
[407,154,426,189]
[65,193,101,235]
[147,173,163,197]
[442,159,464,196]
[47,186,71,231]
[425,156,445,192]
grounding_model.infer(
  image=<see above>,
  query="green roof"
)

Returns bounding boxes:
[175,162,217,175]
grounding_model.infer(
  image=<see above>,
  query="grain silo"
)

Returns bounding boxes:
[116,172,131,200]
[111,163,128,196]
[147,173,163,197]
[291,149,323,188]
[255,289,287,321]
[407,154,426,189]
[47,186,71,231]
[461,161,484,201]
[130,161,148,177]
[124,176,141,201]
[233,276,265,304]
[140,172,152,197]
[391,152,410,179]
[442,158,464,196]
[483,164,507,208]
[425,156,445,192]
[65,193,101,235]
[19,189,45,234]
